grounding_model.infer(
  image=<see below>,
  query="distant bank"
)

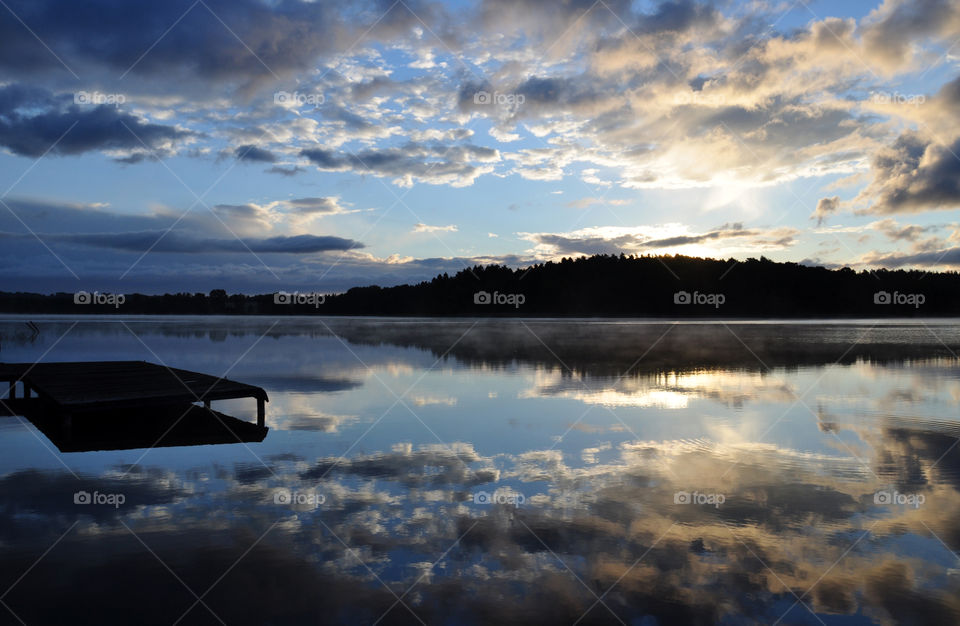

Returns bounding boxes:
[2,254,959,317]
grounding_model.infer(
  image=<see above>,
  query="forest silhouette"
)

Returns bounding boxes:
[2,254,958,317]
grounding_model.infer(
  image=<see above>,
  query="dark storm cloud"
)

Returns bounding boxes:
[0,230,363,254]
[234,144,276,162]
[0,85,191,157]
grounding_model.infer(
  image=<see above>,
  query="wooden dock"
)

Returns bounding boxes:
[0,361,269,427]
[21,404,269,453]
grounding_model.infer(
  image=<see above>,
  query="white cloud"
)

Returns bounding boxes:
[412,223,459,234]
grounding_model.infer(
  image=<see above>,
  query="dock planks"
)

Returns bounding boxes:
[0,361,268,425]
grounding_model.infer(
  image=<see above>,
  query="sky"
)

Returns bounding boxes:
[0,0,959,294]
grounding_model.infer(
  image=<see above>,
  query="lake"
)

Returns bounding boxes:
[1,317,959,625]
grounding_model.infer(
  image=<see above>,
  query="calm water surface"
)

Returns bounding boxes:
[1,317,960,625]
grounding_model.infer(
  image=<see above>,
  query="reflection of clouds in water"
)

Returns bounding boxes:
[520,361,960,462]
[265,393,360,432]
[376,362,417,378]
[409,393,458,407]
[3,422,960,623]
[520,359,960,415]
[301,442,499,488]
[3,319,960,623]
[522,368,797,409]
[581,442,612,464]
[302,430,958,622]
[835,362,960,420]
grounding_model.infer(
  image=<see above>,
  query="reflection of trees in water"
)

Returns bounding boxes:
[2,319,957,378]
[2,321,959,621]
[322,320,960,378]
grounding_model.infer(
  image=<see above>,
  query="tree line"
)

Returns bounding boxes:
[2,254,958,316]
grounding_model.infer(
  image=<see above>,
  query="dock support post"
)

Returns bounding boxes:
[204,400,211,410]
[8,381,15,399]
[257,398,265,427]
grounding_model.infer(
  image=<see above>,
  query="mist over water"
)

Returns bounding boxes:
[1,317,960,624]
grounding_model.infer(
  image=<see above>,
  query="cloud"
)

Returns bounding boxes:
[0,196,537,292]
[0,0,945,196]
[0,0,346,88]
[412,223,458,233]
[812,196,841,225]
[862,247,960,268]
[872,218,940,242]
[475,0,633,46]
[301,142,500,187]
[565,197,603,209]
[861,0,960,70]
[0,84,192,158]
[524,223,798,257]
[1,0,959,285]
[204,197,354,231]
[857,132,960,215]
[301,443,494,487]
[265,165,304,176]
[210,202,273,232]
[234,144,276,163]
[0,230,363,254]
[281,197,349,215]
